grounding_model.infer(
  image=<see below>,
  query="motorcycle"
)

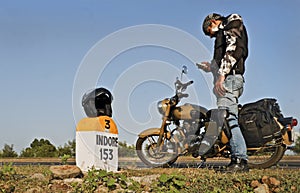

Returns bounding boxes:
[136,66,298,169]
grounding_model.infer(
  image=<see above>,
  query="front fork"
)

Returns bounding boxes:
[157,104,172,147]
[157,117,169,147]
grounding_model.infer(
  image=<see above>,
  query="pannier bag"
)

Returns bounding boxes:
[82,87,113,117]
[238,98,283,147]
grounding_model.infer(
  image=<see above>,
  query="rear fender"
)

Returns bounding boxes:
[275,118,293,145]
[138,128,161,138]
[282,132,293,145]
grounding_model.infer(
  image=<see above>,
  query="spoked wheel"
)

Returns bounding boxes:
[136,134,178,167]
[247,140,286,169]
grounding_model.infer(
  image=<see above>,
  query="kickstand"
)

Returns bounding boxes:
[197,158,206,168]
[178,148,189,156]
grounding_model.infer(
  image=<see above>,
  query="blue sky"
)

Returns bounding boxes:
[1,0,300,153]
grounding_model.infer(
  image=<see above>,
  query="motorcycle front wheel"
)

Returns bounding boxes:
[247,140,286,169]
[136,134,179,167]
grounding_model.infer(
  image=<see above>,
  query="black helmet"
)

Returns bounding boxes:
[202,13,222,36]
[82,87,113,117]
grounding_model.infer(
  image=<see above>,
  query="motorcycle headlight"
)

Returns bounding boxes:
[157,99,168,115]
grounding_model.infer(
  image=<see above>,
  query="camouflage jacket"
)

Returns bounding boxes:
[212,14,248,77]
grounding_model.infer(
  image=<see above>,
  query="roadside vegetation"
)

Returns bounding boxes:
[0,138,300,192]
[0,164,299,192]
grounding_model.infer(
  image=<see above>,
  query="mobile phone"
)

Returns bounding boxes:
[196,62,207,68]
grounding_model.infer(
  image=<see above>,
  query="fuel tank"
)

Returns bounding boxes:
[172,103,208,120]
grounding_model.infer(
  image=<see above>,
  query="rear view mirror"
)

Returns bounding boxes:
[182,65,188,74]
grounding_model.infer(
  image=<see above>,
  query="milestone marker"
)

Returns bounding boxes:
[76,116,118,172]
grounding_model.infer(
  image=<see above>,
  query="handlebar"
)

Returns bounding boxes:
[177,93,189,98]
[174,79,193,100]
[175,80,193,91]
[172,66,193,101]
[183,80,194,88]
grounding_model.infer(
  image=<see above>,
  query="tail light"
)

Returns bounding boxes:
[292,118,298,127]
[288,118,298,131]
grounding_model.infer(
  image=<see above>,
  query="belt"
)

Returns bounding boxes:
[228,69,243,76]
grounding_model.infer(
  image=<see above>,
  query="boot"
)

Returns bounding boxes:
[225,157,249,173]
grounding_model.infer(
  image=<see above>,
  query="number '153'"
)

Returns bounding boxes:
[99,148,113,160]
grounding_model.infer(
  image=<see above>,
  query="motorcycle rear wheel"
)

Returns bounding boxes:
[247,140,286,169]
[136,134,179,167]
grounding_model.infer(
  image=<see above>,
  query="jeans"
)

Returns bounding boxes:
[216,74,248,160]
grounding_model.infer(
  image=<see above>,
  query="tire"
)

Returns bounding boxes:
[247,141,286,169]
[136,134,178,167]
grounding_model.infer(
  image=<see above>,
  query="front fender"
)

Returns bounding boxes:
[138,128,161,138]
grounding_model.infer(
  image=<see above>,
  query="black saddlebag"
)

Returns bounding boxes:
[238,98,283,147]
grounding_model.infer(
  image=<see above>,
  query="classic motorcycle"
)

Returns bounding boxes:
[136,66,298,169]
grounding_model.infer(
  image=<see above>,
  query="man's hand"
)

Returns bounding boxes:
[214,75,226,96]
[196,62,211,72]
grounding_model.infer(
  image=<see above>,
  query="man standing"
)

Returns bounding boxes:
[198,13,249,172]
